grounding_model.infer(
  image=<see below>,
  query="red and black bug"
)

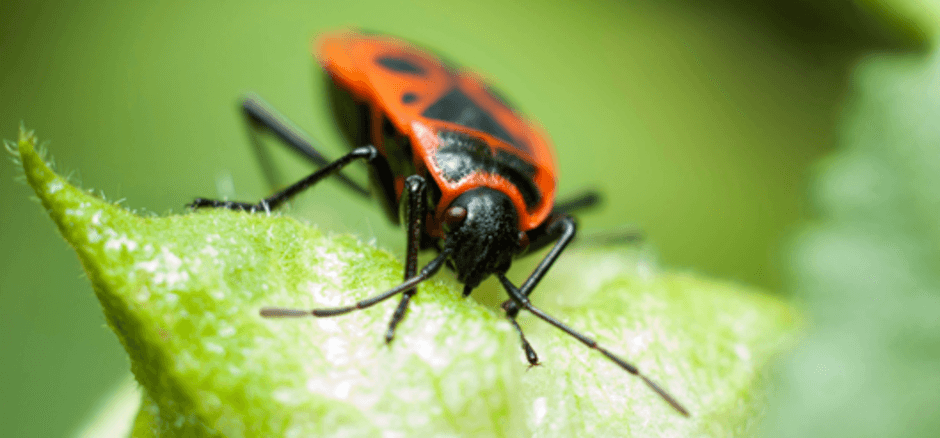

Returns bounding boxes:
[190,30,688,416]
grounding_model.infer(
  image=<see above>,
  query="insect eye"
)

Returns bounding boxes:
[443,206,467,228]
[517,231,530,252]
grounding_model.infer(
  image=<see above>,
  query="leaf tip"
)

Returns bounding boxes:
[15,126,59,201]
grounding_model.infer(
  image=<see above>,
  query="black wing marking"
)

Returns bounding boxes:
[434,131,540,211]
[423,88,529,153]
[376,56,426,76]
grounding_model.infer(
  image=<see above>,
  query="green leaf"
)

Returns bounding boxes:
[766,45,940,436]
[17,127,799,436]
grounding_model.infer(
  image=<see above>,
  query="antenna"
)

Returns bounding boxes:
[261,248,451,318]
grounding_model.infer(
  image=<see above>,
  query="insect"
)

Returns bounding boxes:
[190,30,689,416]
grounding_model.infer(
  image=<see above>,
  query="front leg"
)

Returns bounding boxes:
[502,300,541,367]
[503,214,577,314]
[383,175,427,343]
[189,145,377,212]
[499,214,577,365]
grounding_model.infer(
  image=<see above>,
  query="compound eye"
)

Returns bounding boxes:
[443,206,467,229]
[517,231,530,252]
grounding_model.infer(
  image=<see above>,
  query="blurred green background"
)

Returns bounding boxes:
[0,0,931,436]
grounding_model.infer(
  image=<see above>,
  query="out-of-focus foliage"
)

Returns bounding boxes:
[858,0,940,40]
[767,45,940,437]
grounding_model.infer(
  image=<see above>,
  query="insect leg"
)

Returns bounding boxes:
[551,189,600,215]
[241,92,370,197]
[574,226,644,247]
[383,175,427,344]
[502,303,540,367]
[515,214,579,301]
[498,214,576,365]
[552,191,644,246]
[189,145,377,211]
[497,273,690,417]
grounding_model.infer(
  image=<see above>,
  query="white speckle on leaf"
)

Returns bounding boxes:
[226,364,242,378]
[316,319,340,332]
[201,245,219,258]
[314,247,348,284]
[334,381,352,399]
[156,249,179,268]
[305,377,329,394]
[135,247,190,288]
[734,343,751,362]
[532,397,547,426]
[323,337,349,365]
[629,331,651,354]
[138,259,159,273]
[307,282,338,306]
[136,287,151,302]
[106,234,139,252]
[205,342,224,354]
[272,387,301,405]
[218,325,236,337]
[411,336,448,370]
[46,180,63,194]
[91,210,102,225]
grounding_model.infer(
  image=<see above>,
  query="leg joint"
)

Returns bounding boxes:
[353,145,379,162]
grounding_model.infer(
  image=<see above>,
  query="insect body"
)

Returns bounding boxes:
[190,30,688,416]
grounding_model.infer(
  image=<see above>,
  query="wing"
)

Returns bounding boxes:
[318,30,557,231]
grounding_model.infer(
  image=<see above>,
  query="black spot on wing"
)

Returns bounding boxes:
[494,149,536,179]
[434,131,541,211]
[493,149,540,211]
[354,28,384,36]
[376,56,426,76]
[423,88,528,153]
[402,92,418,104]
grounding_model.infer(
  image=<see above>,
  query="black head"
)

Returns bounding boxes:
[442,187,526,292]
